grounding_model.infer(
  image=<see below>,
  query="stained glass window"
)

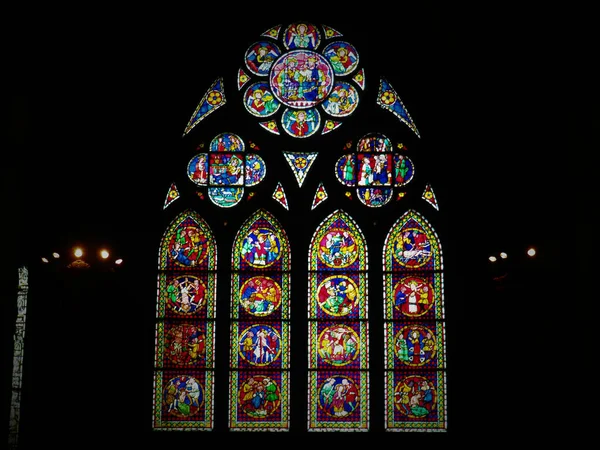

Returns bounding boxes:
[307,210,369,431]
[153,19,448,435]
[153,209,217,430]
[229,208,291,430]
[382,209,447,431]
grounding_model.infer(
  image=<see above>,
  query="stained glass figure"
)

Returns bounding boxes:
[187,154,208,186]
[244,154,266,187]
[311,183,328,210]
[323,41,359,76]
[283,151,318,187]
[153,371,214,430]
[377,77,420,138]
[385,371,446,431]
[335,133,414,207]
[282,108,321,138]
[192,133,267,208]
[183,77,226,137]
[245,41,281,76]
[244,82,280,117]
[283,23,321,50]
[272,182,289,209]
[422,183,439,210]
[154,210,217,431]
[384,321,445,370]
[308,371,369,431]
[164,182,180,209]
[322,81,359,117]
[383,209,446,432]
[230,209,291,431]
[270,51,334,108]
[308,210,369,431]
[393,154,415,187]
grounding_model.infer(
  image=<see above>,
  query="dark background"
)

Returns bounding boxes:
[4,7,579,446]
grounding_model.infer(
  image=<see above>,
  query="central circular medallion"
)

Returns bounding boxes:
[269,49,334,109]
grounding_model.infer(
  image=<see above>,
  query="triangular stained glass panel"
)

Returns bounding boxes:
[261,24,281,39]
[322,24,343,39]
[237,68,250,90]
[272,182,289,210]
[183,77,226,136]
[164,182,180,209]
[311,183,328,210]
[283,152,318,187]
[259,120,280,135]
[422,183,439,210]
[376,78,420,138]
[353,68,366,90]
[322,119,342,135]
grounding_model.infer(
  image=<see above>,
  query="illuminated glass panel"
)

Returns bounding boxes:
[230,209,291,431]
[239,23,364,138]
[308,210,369,432]
[164,182,180,209]
[383,209,447,432]
[183,77,226,136]
[153,210,217,431]
[376,77,420,138]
